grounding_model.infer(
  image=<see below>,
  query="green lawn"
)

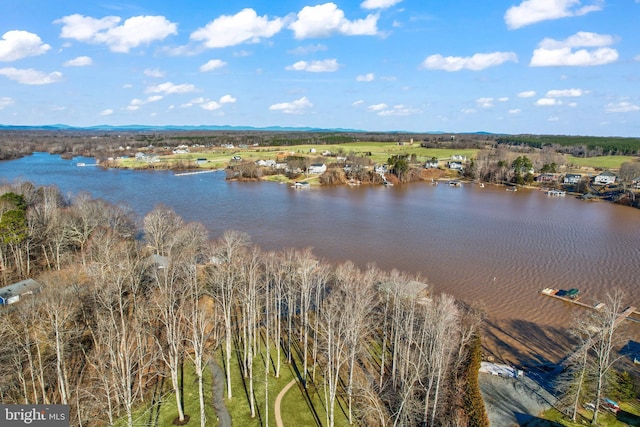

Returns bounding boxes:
[117,143,479,170]
[565,155,637,170]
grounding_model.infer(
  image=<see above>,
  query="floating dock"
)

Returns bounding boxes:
[540,288,640,320]
[174,170,217,176]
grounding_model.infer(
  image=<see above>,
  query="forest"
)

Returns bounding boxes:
[0,181,488,427]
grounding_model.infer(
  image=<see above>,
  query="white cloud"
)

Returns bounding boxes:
[144,68,164,77]
[477,97,494,108]
[200,59,227,72]
[145,81,196,94]
[421,51,517,71]
[356,73,375,82]
[0,67,62,85]
[219,94,236,104]
[0,97,14,109]
[508,109,521,114]
[99,109,113,116]
[56,14,176,53]
[286,59,339,72]
[461,108,477,114]
[201,101,221,111]
[518,90,536,98]
[191,8,283,48]
[535,98,561,106]
[0,30,51,62]
[545,88,587,97]
[127,95,163,110]
[269,96,313,114]
[365,102,420,116]
[635,55,640,62]
[288,44,328,55]
[361,0,403,10]
[530,32,618,66]
[505,0,603,30]
[605,102,640,113]
[498,97,509,102]
[367,103,388,111]
[64,56,92,67]
[289,3,378,39]
[352,100,364,106]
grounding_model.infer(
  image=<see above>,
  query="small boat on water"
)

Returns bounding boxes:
[479,182,485,188]
[292,181,310,189]
[506,186,517,192]
[448,180,461,187]
[546,189,566,196]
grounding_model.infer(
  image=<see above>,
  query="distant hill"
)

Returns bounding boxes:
[0,124,493,135]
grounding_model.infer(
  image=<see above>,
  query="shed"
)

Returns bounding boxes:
[0,279,42,305]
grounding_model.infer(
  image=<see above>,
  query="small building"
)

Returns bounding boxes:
[195,158,207,165]
[563,173,582,184]
[535,173,558,183]
[631,177,640,189]
[593,171,616,185]
[424,159,439,169]
[451,154,466,161]
[308,163,327,174]
[448,161,463,170]
[0,279,42,305]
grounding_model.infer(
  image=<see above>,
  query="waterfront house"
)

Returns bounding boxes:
[424,159,439,169]
[195,158,207,165]
[308,163,327,174]
[563,173,582,184]
[535,173,558,183]
[632,177,640,189]
[593,171,616,185]
[451,154,466,161]
[448,161,463,170]
[0,279,42,305]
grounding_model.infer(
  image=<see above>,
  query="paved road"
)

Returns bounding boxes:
[275,379,297,427]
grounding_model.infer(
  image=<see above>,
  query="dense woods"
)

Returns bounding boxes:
[0,181,488,426]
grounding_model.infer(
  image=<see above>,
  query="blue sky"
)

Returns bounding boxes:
[0,0,638,136]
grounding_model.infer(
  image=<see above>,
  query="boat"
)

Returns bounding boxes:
[448,180,461,187]
[506,186,517,192]
[546,189,566,196]
[479,182,485,188]
[292,181,310,189]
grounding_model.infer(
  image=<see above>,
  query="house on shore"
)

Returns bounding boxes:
[0,279,42,305]
[563,173,582,184]
[308,163,327,174]
[593,170,616,185]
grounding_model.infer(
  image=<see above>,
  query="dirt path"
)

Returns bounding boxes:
[275,379,296,427]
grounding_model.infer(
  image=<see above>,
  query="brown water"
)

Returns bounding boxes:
[2,153,639,365]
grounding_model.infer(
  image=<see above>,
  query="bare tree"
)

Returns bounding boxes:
[206,230,251,400]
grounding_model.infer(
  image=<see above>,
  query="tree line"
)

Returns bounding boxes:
[0,181,488,426]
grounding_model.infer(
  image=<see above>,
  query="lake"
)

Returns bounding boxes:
[2,152,639,365]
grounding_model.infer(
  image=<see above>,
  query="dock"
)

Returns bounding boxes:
[541,288,639,371]
[540,288,640,319]
[174,170,217,177]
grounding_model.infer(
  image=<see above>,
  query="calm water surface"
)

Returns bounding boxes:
[2,153,639,363]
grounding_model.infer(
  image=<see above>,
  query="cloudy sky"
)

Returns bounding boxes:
[1,0,639,135]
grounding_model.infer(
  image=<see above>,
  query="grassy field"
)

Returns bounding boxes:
[539,402,640,427]
[565,155,634,170]
[117,143,479,170]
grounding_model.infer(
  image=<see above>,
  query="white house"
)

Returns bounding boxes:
[593,171,616,185]
[308,163,327,174]
[424,159,439,169]
[563,173,582,184]
[448,161,463,170]
[451,154,467,161]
